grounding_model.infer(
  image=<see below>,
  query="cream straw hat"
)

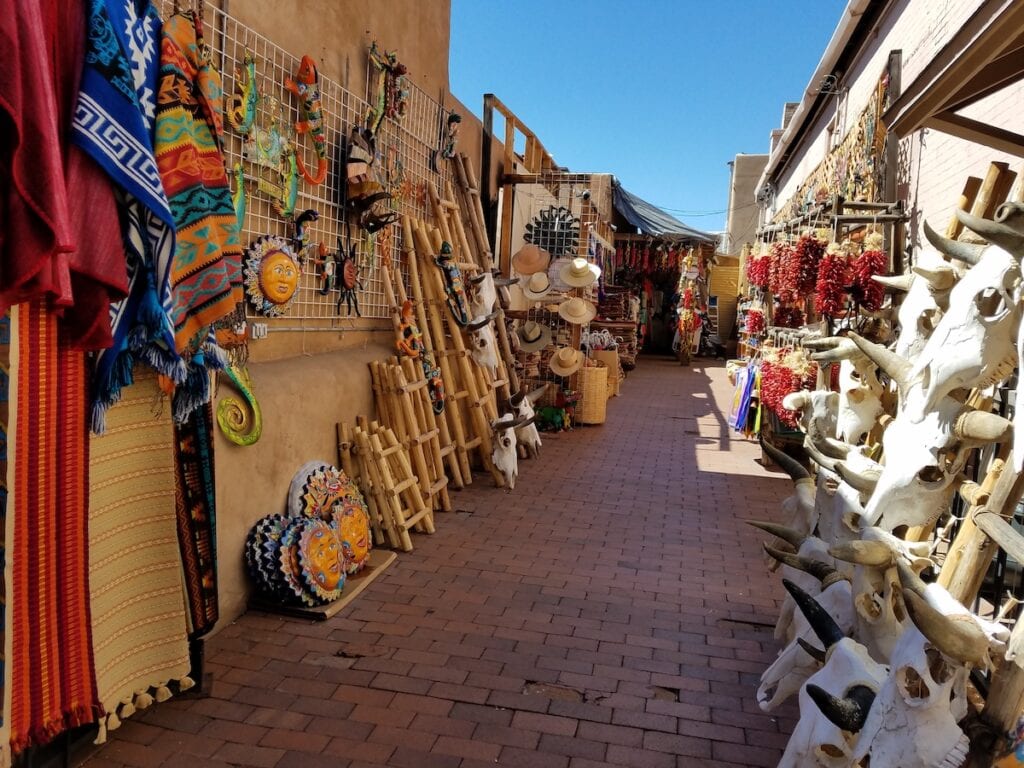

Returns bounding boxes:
[549,347,584,377]
[557,296,597,325]
[559,257,601,288]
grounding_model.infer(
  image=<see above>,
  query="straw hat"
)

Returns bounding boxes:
[549,347,584,377]
[521,272,552,301]
[557,296,597,325]
[517,321,552,352]
[559,257,601,288]
[512,244,551,275]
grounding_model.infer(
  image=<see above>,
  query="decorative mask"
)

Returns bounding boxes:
[298,518,345,601]
[244,235,301,317]
[466,313,499,377]
[492,414,523,489]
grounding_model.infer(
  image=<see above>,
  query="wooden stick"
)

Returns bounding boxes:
[454,154,494,271]
[337,421,384,546]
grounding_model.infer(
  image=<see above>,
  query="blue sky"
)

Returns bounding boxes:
[449,1,848,233]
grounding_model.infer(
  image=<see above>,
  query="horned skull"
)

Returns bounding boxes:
[511,386,546,459]
[469,272,498,317]
[491,414,522,489]
[776,581,885,767]
[835,359,883,445]
[760,437,817,537]
[466,312,499,377]
[902,220,1022,421]
[783,389,839,444]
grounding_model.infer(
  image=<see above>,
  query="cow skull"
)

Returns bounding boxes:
[492,414,524,489]
[784,389,839,444]
[466,312,499,377]
[874,252,957,363]
[836,359,884,445]
[901,219,1022,421]
[469,272,498,317]
[761,437,817,537]
[510,386,546,459]
[776,581,885,766]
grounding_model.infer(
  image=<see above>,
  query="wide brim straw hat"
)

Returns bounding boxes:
[512,244,552,275]
[558,296,597,325]
[559,257,601,288]
[521,272,552,301]
[517,320,552,352]
[549,346,584,377]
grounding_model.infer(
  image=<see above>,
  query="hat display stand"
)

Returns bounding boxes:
[380,245,464,491]
[406,216,506,486]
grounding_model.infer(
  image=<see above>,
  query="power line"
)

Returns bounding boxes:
[653,200,762,218]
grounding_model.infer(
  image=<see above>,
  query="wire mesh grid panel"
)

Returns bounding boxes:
[154,1,452,329]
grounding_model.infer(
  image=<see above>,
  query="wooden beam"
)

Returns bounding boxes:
[942,40,1024,114]
[926,111,1024,157]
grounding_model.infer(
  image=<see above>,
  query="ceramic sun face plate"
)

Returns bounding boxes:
[244,234,302,317]
[245,514,290,600]
[278,518,318,606]
[331,500,372,574]
[295,464,362,520]
[298,517,346,601]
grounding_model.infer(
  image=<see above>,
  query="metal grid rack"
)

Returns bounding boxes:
[157,1,451,328]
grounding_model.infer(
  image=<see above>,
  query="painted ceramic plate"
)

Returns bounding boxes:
[331,500,372,575]
[256,514,291,601]
[287,460,331,516]
[299,464,361,520]
[278,517,317,606]
[298,517,346,602]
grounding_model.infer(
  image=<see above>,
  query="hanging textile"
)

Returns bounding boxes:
[0,313,9,764]
[0,0,74,313]
[72,0,182,431]
[88,368,193,742]
[156,12,244,357]
[9,300,101,754]
[173,403,219,638]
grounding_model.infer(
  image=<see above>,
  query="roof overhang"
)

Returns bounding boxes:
[883,0,1024,156]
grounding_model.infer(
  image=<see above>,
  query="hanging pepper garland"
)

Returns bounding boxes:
[760,350,817,428]
[769,240,795,302]
[851,232,887,311]
[788,233,826,296]
[746,252,770,288]
[815,242,850,316]
[745,309,765,334]
[773,304,805,329]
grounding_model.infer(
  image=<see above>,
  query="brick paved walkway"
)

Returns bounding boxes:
[81,357,798,768]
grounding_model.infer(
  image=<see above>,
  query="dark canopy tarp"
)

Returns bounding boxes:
[612,179,717,244]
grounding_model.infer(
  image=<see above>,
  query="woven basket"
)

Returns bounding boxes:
[591,350,619,398]
[578,363,608,425]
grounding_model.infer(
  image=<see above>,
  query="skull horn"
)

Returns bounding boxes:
[957,202,1024,256]
[902,588,991,667]
[466,313,497,331]
[955,410,1013,443]
[804,439,837,472]
[765,545,846,588]
[829,540,893,568]
[834,461,880,495]
[846,332,912,390]
[806,684,876,734]
[924,219,984,266]
[797,637,827,664]
[872,273,914,292]
[745,520,805,549]
[759,435,810,481]
[911,265,957,291]
[815,437,853,460]
[895,559,929,598]
[782,578,846,649]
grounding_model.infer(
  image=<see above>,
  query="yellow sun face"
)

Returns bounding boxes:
[259,250,299,304]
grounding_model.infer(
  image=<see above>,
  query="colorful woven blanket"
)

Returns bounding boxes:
[88,367,193,742]
[73,0,183,431]
[173,403,219,638]
[0,313,9,763]
[9,300,101,755]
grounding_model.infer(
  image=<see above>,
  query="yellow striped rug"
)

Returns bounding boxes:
[88,368,192,741]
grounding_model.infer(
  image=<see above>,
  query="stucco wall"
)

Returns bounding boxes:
[207,0,506,629]
[725,154,767,255]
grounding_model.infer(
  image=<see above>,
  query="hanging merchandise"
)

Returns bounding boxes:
[518,320,553,352]
[430,112,462,172]
[345,126,396,232]
[745,308,766,335]
[284,55,328,185]
[512,244,552,276]
[746,249,770,290]
[156,11,245,422]
[216,362,263,445]
[787,232,827,296]
[815,241,850,316]
[243,235,302,317]
[227,49,259,136]
[524,206,580,259]
[549,347,584,377]
[240,96,299,218]
[367,41,409,134]
[759,349,817,429]
[774,304,805,329]
[560,256,601,288]
[73,0,181,432]
[768,239,794,301]
[395,299,445,414]
[851,231,888,310]
[435,242,470,325]
[558,297,597,326]
[335,235,365,317]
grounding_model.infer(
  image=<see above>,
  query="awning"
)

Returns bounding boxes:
[612,180,717,244]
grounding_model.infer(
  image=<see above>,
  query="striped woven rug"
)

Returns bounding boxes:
[0,312,10,763]
[9,300,100,754]
[88,367,192,740]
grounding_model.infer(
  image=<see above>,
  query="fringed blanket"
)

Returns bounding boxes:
[72,0,182,431]
[88,367,193,743]
[0,313,10,766]
[173,403,219,638]
[9,301,101,755]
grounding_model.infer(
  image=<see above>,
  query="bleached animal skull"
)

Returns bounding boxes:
[835,359,883,445]
[511,386,546,459]
[776,581,885,766]
[760,438,817,537]
[758,574,854,712]
[469,272,498,317]
[851,564,1006,768]
[902,219,1022,421]
[467,313,499,377]
[491,414,522,489]
[873,252,957,364]
[784,389,839,444]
